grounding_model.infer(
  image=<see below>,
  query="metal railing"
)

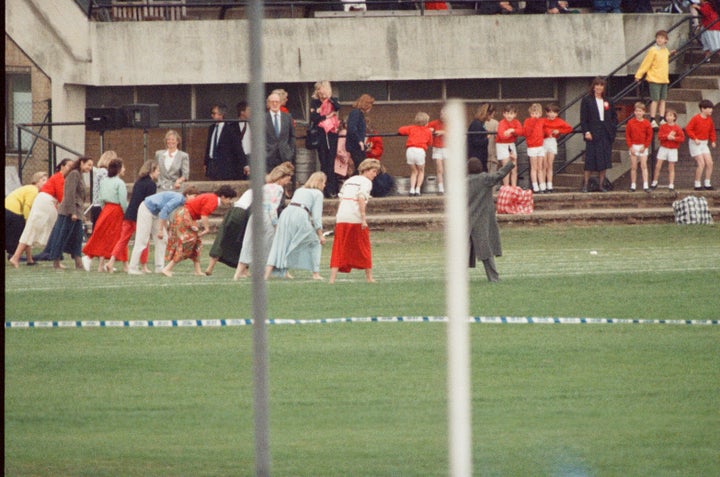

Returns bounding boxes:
[81,0,594,21]
[547,15,718,183]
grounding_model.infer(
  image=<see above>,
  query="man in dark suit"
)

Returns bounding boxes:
[205,103,248,180]
[264,93,296,173]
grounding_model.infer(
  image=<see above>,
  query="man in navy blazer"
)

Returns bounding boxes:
[264,93,296,173]
[205,103,248,180]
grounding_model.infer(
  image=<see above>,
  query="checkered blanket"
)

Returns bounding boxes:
[496,185,534,215]
[672,196,714,224]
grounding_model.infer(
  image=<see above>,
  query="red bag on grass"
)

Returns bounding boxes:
[496,185,534,215]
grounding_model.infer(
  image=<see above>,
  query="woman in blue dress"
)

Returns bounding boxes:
[264,172,327,280]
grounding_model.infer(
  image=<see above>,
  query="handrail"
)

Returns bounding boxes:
[529,15,718,182]
[15,124,84,184]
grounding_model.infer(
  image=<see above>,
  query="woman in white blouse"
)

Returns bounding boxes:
[155,130,190,192]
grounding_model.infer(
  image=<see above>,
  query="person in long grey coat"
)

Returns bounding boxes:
[467,157,515,282]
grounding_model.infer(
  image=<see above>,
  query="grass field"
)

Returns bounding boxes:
[5,224,720,475]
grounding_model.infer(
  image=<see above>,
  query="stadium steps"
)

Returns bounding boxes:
[194,188,720,230]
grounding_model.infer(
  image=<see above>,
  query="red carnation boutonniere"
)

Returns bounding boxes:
[603,101,610,111]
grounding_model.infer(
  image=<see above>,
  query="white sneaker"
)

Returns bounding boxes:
[81,255,92,272]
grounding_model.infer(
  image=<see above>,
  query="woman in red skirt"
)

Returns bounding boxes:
[162,185,237,277]
[329,159,381,283]
[104,160,159,273]
[82,158,128,271]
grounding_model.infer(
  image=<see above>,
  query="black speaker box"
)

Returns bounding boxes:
[85,107,126,131]
[124,104,159,129]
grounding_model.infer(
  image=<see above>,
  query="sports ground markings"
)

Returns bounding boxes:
[5,315,719,329]
[5,243,719,291]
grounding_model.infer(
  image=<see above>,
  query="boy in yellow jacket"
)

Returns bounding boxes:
[634,30,675,129]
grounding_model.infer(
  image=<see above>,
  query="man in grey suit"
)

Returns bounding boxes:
[265,93,295,173]
[205,103,247,180]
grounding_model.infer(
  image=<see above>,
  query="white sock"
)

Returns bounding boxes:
[651,180,658,187]
[438,183,444,193]
[630,183,636,189]
[668,184,674,190]
[695,181,702,188]
[539,183,546,192]
[532,183,539,192]
[546,182,553,190]
[643,182,649,189]
[704,179,711,187]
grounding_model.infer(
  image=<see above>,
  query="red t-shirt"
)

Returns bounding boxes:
[625,118,653,148]
[40,171,65,202]
[543,117,573,138]
[658,123,685,149]
[523,117,545,148]
[184,193,219,220]
[686,114,717,142]
[398,125,433,150]
[427,119,445,148]
[496,119,524,144]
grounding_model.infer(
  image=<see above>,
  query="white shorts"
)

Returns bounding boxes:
[432,147,446,160]
[629,144,648,157]
[656,147,678,163]
[689,139,710,157]
[496,143,517,161]
[406,147,427,166]
[543,137,558,155]
[527,146,545,158]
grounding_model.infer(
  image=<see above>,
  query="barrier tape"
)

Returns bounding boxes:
[5,316,718,329]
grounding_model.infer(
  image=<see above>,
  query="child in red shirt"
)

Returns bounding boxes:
[685,99,716,190]
[427,114,446,194]
[651,109,685,191]
[625,102,654,192]
[542,103,573,193]
[496,105,524,187]
[524,103,546,193]
[398,112,433,196]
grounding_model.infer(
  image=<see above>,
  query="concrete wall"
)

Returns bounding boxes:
[86,13,684,86]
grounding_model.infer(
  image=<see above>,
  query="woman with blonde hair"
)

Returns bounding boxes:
[89,150,118,226]
[155,130,190,191]
[329,159,381,283]
[265,171,327,280]
[5,171,48,263]
[346,94,375,171]
[82,158,128,271]
[234,162,295,279]
[310,80,341,198]
[9,158,74,268]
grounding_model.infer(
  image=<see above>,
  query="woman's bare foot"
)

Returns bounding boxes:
[9,256,20,268]
[142,266,151,274]
[161,268,173,277]
[312,273,324,281]
[54,261,66,270]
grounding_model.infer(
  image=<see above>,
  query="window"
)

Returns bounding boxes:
[446,79,500,100]
[501,78,555,100]
[5,72,32,152]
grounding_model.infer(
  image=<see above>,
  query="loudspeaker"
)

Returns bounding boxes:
[85,107,126,131]
[123,104,159,129]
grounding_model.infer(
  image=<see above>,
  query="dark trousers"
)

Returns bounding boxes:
[318,131,339,197]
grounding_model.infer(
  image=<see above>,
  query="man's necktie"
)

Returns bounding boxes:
[273,113,280,136]
[211,124,219,158]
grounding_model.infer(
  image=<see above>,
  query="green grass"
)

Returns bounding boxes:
[5,224,720,475]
